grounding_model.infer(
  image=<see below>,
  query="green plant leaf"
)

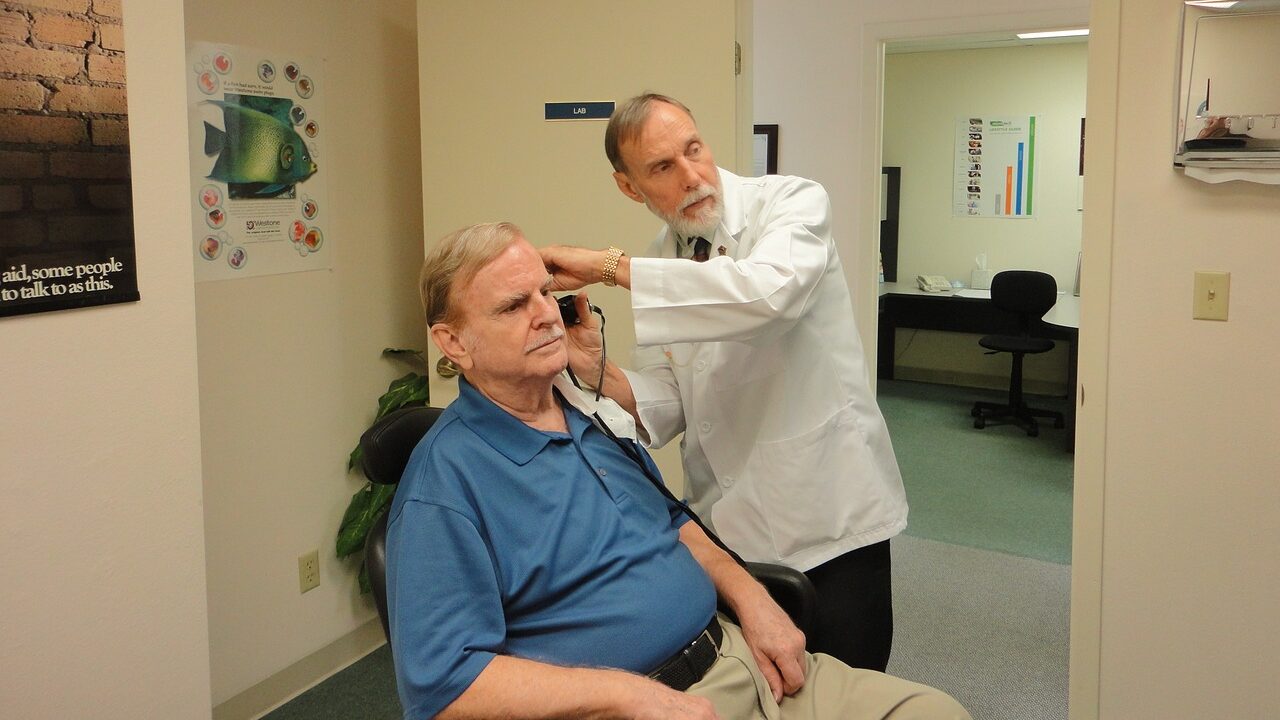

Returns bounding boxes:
[382,347,424,359]
[336,485,372,557]
[374,372,429,421]
[335,482,398,559]
[358,560,372,594]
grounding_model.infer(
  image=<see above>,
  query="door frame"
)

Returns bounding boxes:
[857,8,1104,720]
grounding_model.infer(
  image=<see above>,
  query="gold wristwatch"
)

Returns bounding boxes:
[601,246,624,287]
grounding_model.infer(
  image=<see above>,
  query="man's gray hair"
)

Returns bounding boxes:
[604,93,694,174]
[420,221,523,327]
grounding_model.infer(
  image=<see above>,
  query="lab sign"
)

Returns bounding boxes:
[545,102,614,121]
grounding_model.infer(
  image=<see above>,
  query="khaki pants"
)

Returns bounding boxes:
[687,617,970,720]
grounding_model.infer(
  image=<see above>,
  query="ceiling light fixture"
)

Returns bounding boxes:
[1016,28,1090,39]
[1185,2,1238,8]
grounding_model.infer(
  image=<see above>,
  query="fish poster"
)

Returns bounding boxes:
[186,42,330,281]
[952,116,1037,219]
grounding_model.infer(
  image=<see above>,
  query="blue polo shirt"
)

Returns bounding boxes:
[386,378,717,719]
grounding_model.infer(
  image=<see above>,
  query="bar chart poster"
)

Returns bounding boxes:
[953,116,1037,218]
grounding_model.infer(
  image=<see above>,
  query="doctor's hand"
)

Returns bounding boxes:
[541,245,631,291]
[564,291,605,386]
[541,245,605,291]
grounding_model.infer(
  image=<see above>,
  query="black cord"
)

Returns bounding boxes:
[590,411,746,567]
[593,306,606,402]
[563,304,745,566]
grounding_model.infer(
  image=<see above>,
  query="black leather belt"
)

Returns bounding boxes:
[648,617,723,691]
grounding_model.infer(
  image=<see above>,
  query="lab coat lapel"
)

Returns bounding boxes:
[712,167,746,259]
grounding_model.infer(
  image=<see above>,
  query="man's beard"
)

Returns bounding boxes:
[646,183,724,239]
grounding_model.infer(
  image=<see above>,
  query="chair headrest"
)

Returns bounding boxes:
[990,270,1057,318]
[358,405,445,485]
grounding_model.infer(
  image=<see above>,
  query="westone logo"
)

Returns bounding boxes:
[245,220,281,231]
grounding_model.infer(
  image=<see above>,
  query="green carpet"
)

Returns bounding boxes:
[877,379,1073,565]
[262,644,400,720]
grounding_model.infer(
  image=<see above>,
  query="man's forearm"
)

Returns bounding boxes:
[677,523,771,620]
[437,655,653,720]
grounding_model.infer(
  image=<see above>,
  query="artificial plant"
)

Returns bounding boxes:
[336,348,429,593]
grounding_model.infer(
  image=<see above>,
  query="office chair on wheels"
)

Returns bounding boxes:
[360,405,817,648]
[971,270,1066,437]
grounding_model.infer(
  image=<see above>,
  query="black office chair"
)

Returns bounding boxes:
[971,270,1066,437]
[360,405,817,646]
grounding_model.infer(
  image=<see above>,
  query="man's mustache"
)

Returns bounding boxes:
[679,185,717,212]
[525,325,564,353]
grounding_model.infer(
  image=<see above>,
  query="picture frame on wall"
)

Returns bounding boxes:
[753,124,779,176]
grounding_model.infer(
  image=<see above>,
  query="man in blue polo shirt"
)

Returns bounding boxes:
[386,221,969,719]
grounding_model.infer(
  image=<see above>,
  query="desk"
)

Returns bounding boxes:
[877,281,1079,448]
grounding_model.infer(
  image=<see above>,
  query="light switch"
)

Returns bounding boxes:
[1192,271,1230,321]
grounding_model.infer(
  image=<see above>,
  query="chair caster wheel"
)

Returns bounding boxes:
[970,407,981,417]
[974,418,985,429]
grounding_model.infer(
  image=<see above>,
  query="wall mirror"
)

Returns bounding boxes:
[1175,0,1280,170]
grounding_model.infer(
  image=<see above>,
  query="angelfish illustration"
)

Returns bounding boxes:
[203,100,317,195]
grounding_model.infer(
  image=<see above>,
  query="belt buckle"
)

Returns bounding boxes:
[677,631,708,678]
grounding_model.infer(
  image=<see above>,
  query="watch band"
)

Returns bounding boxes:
[601,246,624,287]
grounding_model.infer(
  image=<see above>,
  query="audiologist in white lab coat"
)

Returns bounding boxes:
[540,93,908,672]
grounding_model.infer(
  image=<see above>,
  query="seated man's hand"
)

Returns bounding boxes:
[540,245,607,291]
[628,676,722,720]
[564,291,604,383]
[736,594,807,702]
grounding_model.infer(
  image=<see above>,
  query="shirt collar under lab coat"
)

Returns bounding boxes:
[660,166,745,260]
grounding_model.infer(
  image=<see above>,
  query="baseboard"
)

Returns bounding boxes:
[212,618,386,720]
[892,366,1067,398]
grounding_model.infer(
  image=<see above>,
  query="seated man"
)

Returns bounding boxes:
[386,221,970,720]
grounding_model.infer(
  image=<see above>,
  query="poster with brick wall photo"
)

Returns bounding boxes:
[0,0,139,319]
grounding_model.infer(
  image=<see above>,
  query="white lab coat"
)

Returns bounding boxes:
[624,168,908,571]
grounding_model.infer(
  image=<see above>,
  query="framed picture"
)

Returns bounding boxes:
[753,124,779,176]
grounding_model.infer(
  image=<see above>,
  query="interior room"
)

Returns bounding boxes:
[858,33,1090,720]
[4,1,1279,720]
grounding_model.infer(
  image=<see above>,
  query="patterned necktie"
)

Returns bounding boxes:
[690,237,710,262]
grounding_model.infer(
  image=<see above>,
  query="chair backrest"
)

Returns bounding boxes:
[360,405,817,644]
[361,406,444,642]
[989,270,1057,333]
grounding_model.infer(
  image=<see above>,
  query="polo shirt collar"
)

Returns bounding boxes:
[453,377,561,466]
[453,373,636,465]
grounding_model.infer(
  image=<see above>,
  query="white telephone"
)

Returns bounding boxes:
[916,274,951,292]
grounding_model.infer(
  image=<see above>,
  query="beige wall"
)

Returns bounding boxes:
[184,0,425,707]
[0,1,213,717]
[883,43,1086,392]
[416,0,743,489]
[1085,0,1280,717]
[885,44,1085,293]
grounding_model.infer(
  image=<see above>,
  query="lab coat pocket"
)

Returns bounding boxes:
[751,404,870,561]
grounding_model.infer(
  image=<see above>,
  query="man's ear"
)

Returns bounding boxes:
[613,171,645,204]
[430,322,473,371]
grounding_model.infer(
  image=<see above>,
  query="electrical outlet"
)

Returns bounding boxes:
[298,549,320,593]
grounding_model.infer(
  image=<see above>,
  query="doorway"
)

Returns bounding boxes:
[874,30,1087,720]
